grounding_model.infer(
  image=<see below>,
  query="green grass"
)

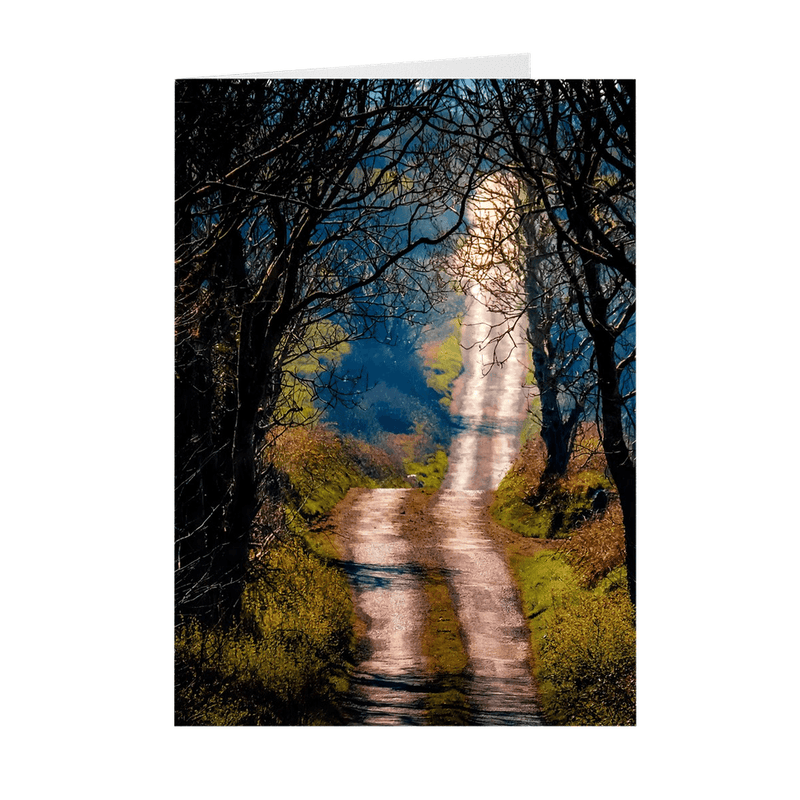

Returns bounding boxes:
[492,464,612,539]
[175,535,356,726]
[403,449,448,493]
[176,424,407,726]
[421,568,471,725]
[494,435,635,725]
[492,467,552,538]
[508,548,635,725]
[424,316,463,408]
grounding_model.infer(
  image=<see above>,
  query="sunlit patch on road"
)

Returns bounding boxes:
[339,278,542,724]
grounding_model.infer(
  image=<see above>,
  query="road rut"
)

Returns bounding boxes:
[432,490,540,724]
[339,283,540,724]
[337,488,428,724]
[434,285,541,723]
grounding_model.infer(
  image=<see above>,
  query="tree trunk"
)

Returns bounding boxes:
[529,338,580,479]
[524,261,582,481]
[593,323,636,608]
[175,227,256,624]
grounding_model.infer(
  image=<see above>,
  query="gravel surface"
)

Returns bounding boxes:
[435,286,541,723]
[337,282,541,724]
[335,488,429,725]
[432,490,540,724]
[444,286,532,492]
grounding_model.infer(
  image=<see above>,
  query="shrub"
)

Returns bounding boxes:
[507,547,635,726]
[404,449,448,492]
[175,535,356,725]
[538,591,636,726]
[560,498,627,588]
[265,425,405,519]
[423,315,464,407]
[493,420,635,724]
[493,436,612,539]
[176,423,406,726]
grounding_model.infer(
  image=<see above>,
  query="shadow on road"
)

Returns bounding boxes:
[345,669,429,725]
[336,559,426,591]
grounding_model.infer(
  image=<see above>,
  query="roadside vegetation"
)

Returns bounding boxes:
[403,449,449,492]
[175,426,406,725]
[492,426,613,540]
[268,425,407,517]
[175,532,355,725]
[493,431,636,725]
[423,315,464,409]
[176,293,468,725]
[420,565,471,724]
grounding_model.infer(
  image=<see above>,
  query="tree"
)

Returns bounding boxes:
[449,172,595,479]
[487,80,637,604]
[175,79,486,623]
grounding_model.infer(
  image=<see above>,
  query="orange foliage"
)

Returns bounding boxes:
[559,498,627,588]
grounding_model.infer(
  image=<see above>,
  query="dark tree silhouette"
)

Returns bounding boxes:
[448,172,594,479]
[489,79,636,604]
[175,79,486,623]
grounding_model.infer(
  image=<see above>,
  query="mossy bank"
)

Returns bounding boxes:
[492,434,636,726]
[175,426,407,725]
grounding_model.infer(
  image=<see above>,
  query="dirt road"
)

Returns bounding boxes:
[434,285,540,723]
[431,490,540,724]
[444,283,532,492]
[335,488,429,724]
[338,283,540,724]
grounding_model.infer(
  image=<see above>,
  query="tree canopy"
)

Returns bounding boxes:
[175,79,488,621]
[174,78,636,620]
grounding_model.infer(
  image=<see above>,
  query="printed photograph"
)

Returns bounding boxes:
[174,79,636,725]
